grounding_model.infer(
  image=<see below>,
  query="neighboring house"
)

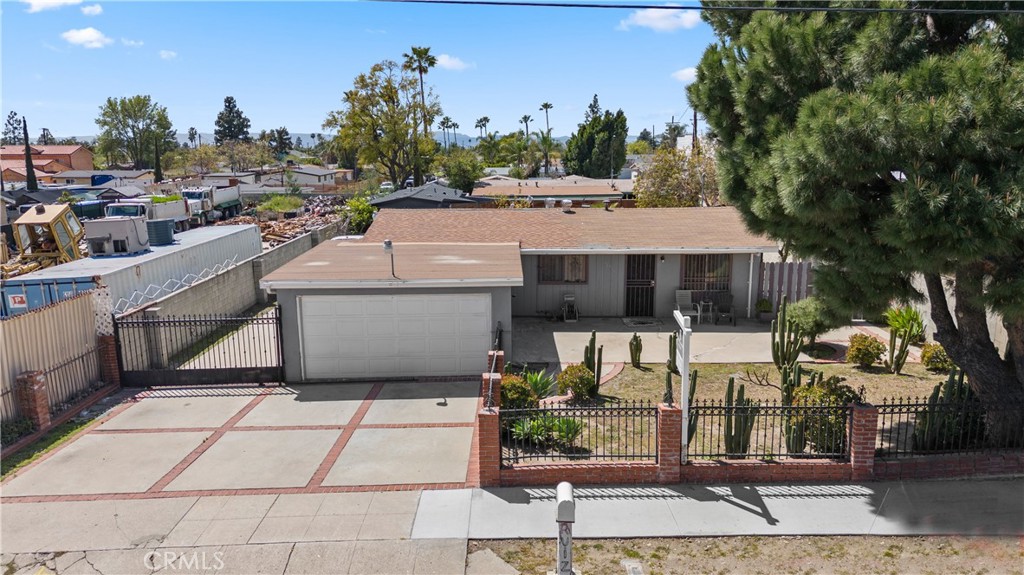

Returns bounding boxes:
[1,159,72,176]
[8,188,65,208]
[472,175,632,201]
[261,206,775,381]
[267,166,338,187]
[0,144,93,171]
[1,165,49,184]
[204,172,257,186]
[95,185,147,200]
[369,182,482,209]
[51,170,155,187]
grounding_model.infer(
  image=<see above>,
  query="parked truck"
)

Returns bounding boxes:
[105,195,191,231]
[181,186,242,225]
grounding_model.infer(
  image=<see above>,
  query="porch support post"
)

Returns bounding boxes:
[673,312,693,461]
[747,253,755,319]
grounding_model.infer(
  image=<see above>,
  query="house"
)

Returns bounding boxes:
[203,172,257,186]
[0,144,93,171]
[267,166,338,187]
[50,170,154,187]
[95,185,147,200]
[369,182,482,209]
[261,242,522,381]
[472,175,632,201]
[1,165,50,184]
[261,206,776,381]
[1,158,72,176]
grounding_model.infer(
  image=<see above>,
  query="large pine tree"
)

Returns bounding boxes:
[563,95,628,178]
[214,96,252,145]
[689,2,1024,429]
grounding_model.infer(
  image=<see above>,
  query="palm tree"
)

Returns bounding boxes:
[402,46,437,185]
[477,132,500,164]
[439,116,453,150]
[520,115,532,142]
[475,116,490,139]
[450,121,460,148]
[535,130,563,178]
[539,103,553,175]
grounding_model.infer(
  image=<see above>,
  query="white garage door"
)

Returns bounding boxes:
[299,294,492,380]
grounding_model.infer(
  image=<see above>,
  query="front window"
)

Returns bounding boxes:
[538,255,587,283]
[680,254,731,291]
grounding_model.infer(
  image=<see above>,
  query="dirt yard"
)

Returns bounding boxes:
[601,362,947,405]
[474,535,1023,575]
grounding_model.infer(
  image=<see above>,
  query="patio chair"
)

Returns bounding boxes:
[675,290,700,323]
[713,292,737,326]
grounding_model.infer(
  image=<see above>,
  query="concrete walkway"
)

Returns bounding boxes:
[3,479,1020,573]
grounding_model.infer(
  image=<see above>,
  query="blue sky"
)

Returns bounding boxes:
[2,0,716,139]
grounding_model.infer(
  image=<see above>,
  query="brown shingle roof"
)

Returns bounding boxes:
[261,242,523,287]
[362,207,775,252]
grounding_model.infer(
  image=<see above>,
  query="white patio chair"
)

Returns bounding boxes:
[675,290,701,323]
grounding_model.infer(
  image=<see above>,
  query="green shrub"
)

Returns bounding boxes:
[501,374,539,410]
[755,298,772,313]
[786,297,843,346]
[259,194,305,213]
[523,370,556,399]
[0,418,34,447]
[847,333,885,368]
[551,417,584,446]
[557,363,597,399]
[921,342,957,372]
[793,376,863,454]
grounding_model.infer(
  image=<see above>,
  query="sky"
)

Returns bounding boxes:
[1,0,717,140]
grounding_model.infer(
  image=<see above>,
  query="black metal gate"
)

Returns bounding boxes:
[114,307,283,387]
[625,254,656,316]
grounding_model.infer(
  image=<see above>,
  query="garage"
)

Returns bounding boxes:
[299,293,492,379]
[261,241,522,382]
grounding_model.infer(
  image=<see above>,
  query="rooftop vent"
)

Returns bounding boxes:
[561,199,573,213]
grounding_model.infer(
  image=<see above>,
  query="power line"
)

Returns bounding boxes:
[371,0,1024,15]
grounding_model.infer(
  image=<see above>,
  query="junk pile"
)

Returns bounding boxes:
[216,195,349,246]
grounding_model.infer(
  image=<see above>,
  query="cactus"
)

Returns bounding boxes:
[667,332,679,374]
[687,369,699,444]
[780,364,808,455]
[771,295,804,372]
[583,330,597,372]
[593,345,603,395]
[912,370,985,451]
[663,369,674,405]
[884,327,914,374]
[723,377,760,459]
[629,332,643,368]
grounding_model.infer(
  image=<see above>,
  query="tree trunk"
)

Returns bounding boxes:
[924,270,1023,445]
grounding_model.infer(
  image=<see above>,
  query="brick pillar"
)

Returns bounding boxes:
[849,403,878,481]
[478,409,501,487]
[487,350,505,375]
[657,403,683,484]
[16,371,51,430]
[97,334,121,388]
[481,373,502,408]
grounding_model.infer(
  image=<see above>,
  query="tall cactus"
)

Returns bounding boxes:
[912,370,985,451]
[629,332,643,368]
[771,295,804,372]
[723,377,760,459]
[687,369,699,444]
[667,332,679,374]
[593,345,603,396]
[663,369,674,405]
[582,330,597,372]
[884,327,914,374]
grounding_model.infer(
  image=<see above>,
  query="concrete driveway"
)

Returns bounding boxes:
[2,381,480,501]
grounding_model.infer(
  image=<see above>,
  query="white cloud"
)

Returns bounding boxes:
[121,38,143,47]
[159,50,177,60]
[60,27,112,49]
[671,67,697,84]
[80,4,102,15]
[436,54,473,71]
[22,0,81,13]
[618,5,701,32]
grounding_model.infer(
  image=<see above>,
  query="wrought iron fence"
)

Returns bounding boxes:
[41,346,104,416]
[0,385,21,423]
[876,397,1024,458]
[500,401,658,465]
[688,399,852,460]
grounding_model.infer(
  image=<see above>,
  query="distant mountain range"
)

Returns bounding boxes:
[61,131,634,147]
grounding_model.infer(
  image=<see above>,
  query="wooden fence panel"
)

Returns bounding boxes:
[756,261,815,311]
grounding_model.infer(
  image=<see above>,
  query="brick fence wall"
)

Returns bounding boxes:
[474,355,1024,486]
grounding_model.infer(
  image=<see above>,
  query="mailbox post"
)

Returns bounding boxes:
[556,481,575,575]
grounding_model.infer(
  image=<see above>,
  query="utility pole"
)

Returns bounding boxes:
[692,108,698,151]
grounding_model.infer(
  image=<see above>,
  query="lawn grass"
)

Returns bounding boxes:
[602,361,946,405]
[1,417,96,480]
[258,194,304,213]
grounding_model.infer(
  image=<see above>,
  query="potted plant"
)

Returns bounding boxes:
[755,297,775,323]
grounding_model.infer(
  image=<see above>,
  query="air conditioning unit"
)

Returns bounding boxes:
[84,217,150,257]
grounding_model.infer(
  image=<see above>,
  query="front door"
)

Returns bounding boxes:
[625,254,656,316]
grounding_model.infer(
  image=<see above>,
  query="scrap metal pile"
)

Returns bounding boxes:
[216,195,349,246]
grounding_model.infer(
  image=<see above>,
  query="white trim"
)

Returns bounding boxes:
[262,278,523,290]
[522,247,777,255]
[297,295,306,382]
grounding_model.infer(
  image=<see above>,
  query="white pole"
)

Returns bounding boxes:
[747,253,755,319]
[556,482,575,575]
[673,313,693,462]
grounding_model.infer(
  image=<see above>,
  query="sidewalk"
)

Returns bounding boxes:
[2,479,1020,573]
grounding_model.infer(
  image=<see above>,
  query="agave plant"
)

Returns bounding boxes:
[523,370,556,399]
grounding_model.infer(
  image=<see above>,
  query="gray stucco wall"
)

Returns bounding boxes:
[276,286,512,383]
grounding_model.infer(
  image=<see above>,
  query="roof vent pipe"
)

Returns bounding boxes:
[545,198,556,209]
[561,199,573,213]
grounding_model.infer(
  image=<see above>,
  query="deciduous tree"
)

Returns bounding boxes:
[436,147,483,194]
[689,3,1024,427]
[94,95,174,169]
[634,141,719,208]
